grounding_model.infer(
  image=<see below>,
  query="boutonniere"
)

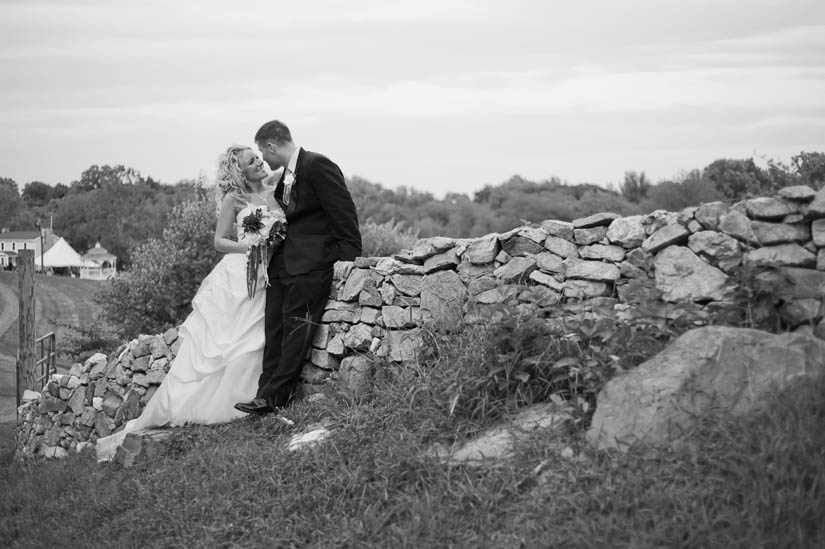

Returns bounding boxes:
[282,170,297,205]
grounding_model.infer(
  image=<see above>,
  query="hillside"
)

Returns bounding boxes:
[0,271,102,423]
[2,349,823,547]
[5,187,825,544]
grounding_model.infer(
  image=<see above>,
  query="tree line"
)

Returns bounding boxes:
[5,150,822,347]
[2,151,824,271]
[0,165,205,267]
[348,151,825,238]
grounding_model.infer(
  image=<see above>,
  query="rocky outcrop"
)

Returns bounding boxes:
[17,185,825,458]
[586,326,825,450]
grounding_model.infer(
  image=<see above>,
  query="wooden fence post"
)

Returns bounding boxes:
[17,249,36,407]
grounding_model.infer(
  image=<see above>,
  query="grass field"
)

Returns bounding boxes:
[0,271,103,361]
[1,316,823,547]
[1,369,823,547]
[1,271,823,547]
[0,271,104,439]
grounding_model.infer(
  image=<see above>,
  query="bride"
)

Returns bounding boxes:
[95,145,286,461]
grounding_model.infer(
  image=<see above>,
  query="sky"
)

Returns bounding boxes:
[1,0,824,199]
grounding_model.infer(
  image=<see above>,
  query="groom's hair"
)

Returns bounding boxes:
[255,120,293,145]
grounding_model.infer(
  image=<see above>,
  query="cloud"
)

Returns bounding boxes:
[3,61,823,139]
[0,0,823,194]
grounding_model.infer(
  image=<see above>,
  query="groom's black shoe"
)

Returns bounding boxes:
[234,398,274,415]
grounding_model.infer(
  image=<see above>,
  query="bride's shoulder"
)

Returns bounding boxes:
[220,192,249,214]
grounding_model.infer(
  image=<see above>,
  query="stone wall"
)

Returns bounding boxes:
[16,185,825,458]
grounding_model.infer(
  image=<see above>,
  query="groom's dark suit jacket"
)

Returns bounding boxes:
[271,148,361,275]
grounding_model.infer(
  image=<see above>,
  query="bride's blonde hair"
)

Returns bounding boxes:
[215,145,254,209]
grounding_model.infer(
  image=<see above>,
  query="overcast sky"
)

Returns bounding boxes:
[1,0,824,198]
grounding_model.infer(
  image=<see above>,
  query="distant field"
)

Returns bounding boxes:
[0,272,104,424]
[0,271,103,360]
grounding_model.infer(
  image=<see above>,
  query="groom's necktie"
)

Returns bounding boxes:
[282,169,296,206]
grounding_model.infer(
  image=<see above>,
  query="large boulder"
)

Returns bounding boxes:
[587,326,825,450]
[641,223,690,254]
[420,270,467,327]
[338,355,375,399]
[606,215,646,248]
[687,231,742,273]
[653,246,730,302]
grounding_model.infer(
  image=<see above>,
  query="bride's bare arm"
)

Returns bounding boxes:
[214,194,249,254]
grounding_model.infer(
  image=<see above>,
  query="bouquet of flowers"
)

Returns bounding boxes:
[240,208,287,298]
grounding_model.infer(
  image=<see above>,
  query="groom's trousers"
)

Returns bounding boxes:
[259,253,333,408]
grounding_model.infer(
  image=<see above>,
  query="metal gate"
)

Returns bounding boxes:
[35,331,57,391]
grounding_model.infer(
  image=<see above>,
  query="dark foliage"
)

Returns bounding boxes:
[96,196,222,338]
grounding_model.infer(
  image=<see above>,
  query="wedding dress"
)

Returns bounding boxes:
[95,202,284,461]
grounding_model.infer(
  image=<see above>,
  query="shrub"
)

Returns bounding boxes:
[53,318,122,362]
[359,218,418,257]
[96,196,221,338]
[96,203,420,337]
[641,171,726,212]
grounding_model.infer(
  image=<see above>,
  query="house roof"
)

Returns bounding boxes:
[42,232,61,253]
[0,231,40,240]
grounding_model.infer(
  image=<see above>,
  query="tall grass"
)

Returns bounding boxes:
[2,310,824,548]
[359,218,418,257]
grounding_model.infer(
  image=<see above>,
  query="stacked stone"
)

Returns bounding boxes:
[308,185,825,381]
[16,329,181,458]
[18,185,825,459]
[647,187,825,329]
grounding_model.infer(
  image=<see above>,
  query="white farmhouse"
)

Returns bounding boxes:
[0,229,41,269]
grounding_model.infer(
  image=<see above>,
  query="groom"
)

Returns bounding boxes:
[235,120,362,415]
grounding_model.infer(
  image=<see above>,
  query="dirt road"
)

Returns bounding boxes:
[0,280,17,344]
[0,280,19,426]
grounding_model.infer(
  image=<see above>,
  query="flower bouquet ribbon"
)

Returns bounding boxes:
[240,207,288,298]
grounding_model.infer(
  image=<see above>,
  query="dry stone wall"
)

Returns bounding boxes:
[16,185,825,458]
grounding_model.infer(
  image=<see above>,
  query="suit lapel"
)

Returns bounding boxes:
[286,185,298,217]
[285,148,305,217]
[294,148,305,175]
[273,170,287,211]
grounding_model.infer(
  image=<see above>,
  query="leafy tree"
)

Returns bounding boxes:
[473,175,641,227]
[703,158,774,200]
[0,178,22,227]
[53,172,202,267]
[641,170,725,212]
[22,181,53,208]
[792,151,825,188]
[474,175,546,206]
[70,164,144,192]
[350,173,645,239]
[11,209,38,232]
[572,189,643,218]
[52,183,69,201]
[96,195,221,337]
[440,193,499,237]
[621,171,651,204]
[759,156,799,191]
